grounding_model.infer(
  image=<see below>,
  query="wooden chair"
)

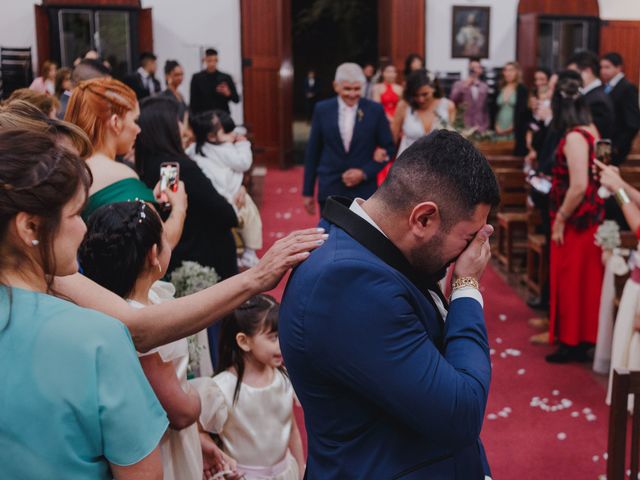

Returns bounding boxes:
[525,233,547,296]
[494,168,528,272]
[607,369,640,480]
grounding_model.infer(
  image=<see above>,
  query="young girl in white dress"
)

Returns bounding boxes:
[193,295,305,480]
[79,200,205,480]
[187,110,263,269]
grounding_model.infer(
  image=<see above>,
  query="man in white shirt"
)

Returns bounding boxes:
[303,63,395,215]
[123,52,160,101]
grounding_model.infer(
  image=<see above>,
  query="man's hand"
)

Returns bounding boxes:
[216,82,232,98]
[342,168,366,187]
[373,147,389,163]
[234,186,247,209]
[453,225,494,281]
[303,196,316,215]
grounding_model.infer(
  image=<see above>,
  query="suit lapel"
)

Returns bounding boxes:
[330,98,346,154]
[349,99,366,152]
[323,196,447,345]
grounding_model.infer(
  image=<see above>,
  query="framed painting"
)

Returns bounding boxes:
[452,6,490,59]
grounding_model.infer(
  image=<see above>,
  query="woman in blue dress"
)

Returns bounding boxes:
[0,129,168,479]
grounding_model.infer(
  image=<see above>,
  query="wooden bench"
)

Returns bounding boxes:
[525,233,547,296]
[494,168,528,272]
[607,369,640,480]
[486,155,524,170]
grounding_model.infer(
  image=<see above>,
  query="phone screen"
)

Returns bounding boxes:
[160,162,180,192]
[596,140,612,165]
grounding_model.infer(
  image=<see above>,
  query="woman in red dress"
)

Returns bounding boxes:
[546,70,605,363]
[373,64,403,186]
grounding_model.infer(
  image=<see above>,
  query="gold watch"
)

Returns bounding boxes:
[451,276,480,291]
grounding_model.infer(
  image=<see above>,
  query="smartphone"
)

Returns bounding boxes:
[160,162,179,193]
[596,139,612,165]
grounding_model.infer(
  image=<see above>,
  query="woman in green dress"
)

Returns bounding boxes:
[0,129,168,479]
[493,61,530,156]
[65,77,187,247]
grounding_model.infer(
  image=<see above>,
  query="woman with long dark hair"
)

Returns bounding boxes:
[392,69,455,156]
[161,60,188,123]
[493,61,530,156]
[136,95,239,367]
[0,130,166,478]
[546,70,605,363]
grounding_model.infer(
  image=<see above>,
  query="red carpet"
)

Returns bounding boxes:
[259,166,609,479]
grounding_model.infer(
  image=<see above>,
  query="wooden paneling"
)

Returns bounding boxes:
[34,5,51,72]
[43,0,140,6]
[138,8,153,54]
[378,0,425,81]
[517,13,538,87]
[241,0,293,168]
[601,20,640,86]
[517,0,598,16]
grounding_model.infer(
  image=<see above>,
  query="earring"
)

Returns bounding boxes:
[157,264,162,274]
[31,239,39,246]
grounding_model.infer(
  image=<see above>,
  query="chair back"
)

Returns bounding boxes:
[494,168,527,212]
[607,368,640,479]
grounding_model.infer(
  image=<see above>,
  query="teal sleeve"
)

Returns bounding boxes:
[96,321,168,466]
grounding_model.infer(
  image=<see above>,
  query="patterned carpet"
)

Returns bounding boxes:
[258,166,610,479]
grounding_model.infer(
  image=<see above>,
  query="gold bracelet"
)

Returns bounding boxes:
[451,276,480,292]
[615,188,631,207]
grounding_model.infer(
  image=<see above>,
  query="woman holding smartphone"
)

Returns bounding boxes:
[64,77,187,249]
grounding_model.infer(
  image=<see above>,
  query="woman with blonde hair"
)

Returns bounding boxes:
[65,77,187,248]
[493,61,530,156]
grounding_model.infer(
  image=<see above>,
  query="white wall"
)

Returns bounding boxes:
[0,1,39,69]
[599,0,640,20]
[142,0,243,123]
[426,0,519,76]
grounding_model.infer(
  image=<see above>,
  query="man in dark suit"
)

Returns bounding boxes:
[189,48,240,115]
[600,52,640,165]
[282,130,500,479]
[123,52,160,101]
[566,51,615,141]
[303,62,395,215]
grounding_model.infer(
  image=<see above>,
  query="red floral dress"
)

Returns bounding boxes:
[548,127,605,346]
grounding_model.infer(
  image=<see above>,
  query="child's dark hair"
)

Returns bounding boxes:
[78,201,164,298]
[218,294,285,403]
[190,110,224,155]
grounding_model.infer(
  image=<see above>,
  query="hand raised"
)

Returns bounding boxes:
[453,225,494,281]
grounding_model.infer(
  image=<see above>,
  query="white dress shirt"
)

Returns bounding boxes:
[349,199,484,321]
[581,78,602,95]
[137,67,157,95]
[607,72,625,89]
[338,97,357,152]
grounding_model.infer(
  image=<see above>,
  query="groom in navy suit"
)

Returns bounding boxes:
[281,131,500,479]
[303,63,395,215]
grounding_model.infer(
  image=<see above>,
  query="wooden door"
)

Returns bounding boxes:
[34,5,51,74]
[378,0,425,82]
[138,8,153,55]
[601,20,640,86]
[240,0,293,168]
[517,13,539,87]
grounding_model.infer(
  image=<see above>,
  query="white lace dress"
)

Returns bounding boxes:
[397,98,452,156]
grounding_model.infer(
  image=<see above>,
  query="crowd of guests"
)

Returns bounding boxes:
[0,48,322,479]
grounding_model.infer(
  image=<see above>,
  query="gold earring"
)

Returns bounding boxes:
[157,264,162,274]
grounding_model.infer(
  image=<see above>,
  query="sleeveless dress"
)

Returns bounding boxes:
[549,127,605,346]
[380,83,400,119]
[83,177,156,220]
[495,89,516,140]
[397,99,451,156]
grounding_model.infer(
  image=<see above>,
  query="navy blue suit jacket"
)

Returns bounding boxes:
[303,97,395,203]
[280,204,492,479]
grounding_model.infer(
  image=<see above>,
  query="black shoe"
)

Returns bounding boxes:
[545,345,572,363]
[527,297,549,310]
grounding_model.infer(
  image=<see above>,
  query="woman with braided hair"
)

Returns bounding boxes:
[0,129,167,479]
[64,77,188,250]
[546,70,605,363]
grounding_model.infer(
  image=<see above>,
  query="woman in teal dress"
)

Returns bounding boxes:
[65,77,187,244]
[0,129,168,479]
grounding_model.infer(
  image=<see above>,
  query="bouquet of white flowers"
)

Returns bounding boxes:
[595,220,621,252]
[170,261,220,378]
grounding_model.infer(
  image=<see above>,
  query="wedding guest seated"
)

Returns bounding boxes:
[188,109,263,269]
[0,129,167,479]
[372,63,403,123]
[7,88,60,119]
[64,77,187,251]
[450,57,490,132]
[192,295,305,480]
[492,61,529,156]
[29,60,57,95]
[392,69,455,156]
[546,70,605,363]
[79,201,203,480]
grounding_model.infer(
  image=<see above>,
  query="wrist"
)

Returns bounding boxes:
[239,269,262,297]
[556,209,569,222]
[615,187,631,207]
[451,276,479,291]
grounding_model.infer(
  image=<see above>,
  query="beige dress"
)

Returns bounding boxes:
[130,281,203,480]
[192,370,299,480]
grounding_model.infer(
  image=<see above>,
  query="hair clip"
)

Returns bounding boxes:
[560,90,581,100]
[138,201,147,223]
